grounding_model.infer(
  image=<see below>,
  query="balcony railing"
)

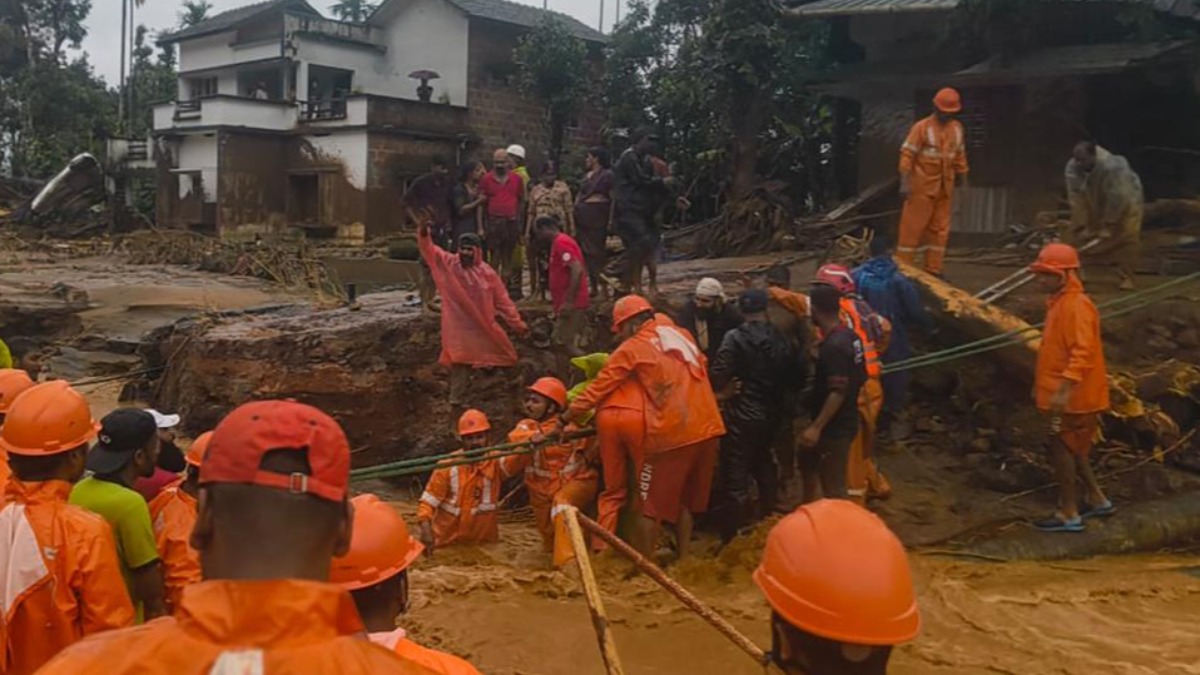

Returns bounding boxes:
[299,98,348,122]
[175,99,202,119]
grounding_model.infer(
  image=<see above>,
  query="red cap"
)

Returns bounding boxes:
[200,400,350,502]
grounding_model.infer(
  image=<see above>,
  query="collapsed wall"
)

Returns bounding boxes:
[148,292,565,468]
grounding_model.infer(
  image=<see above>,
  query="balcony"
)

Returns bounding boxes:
[154,95,298,132]
[299,97,367,126]
[105,137,154,170]
[284,13,381,50]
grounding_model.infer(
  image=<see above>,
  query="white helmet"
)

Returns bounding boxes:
[505,144,526,160]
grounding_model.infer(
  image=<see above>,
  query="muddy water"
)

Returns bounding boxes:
[397,508,1200,675]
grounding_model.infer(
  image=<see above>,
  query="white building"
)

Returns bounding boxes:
[151,0,604,239]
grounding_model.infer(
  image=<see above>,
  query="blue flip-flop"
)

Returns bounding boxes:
[1080,500,1116,519]
[1034,514,1086,532]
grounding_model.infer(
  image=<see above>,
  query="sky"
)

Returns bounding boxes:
[79,0,629,86]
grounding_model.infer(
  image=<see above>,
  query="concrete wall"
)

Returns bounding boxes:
[365,132,462,238]
[374,0,470,104]
[179,31,282,73]
[178,134,219,202]
[304,132,369,189]
[217,131,290,233]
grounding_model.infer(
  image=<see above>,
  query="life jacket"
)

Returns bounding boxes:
[839,297,889,380]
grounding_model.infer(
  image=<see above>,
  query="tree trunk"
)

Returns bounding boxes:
[727,85,764,201]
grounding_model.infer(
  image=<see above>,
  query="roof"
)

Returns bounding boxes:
[160,0,319,43]
[378,0,607,43]
[788,0,1200,19]
[955,40,1193,80]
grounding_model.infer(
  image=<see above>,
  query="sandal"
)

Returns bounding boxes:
[1034,514,1086,533]
[1080,500,1116,519]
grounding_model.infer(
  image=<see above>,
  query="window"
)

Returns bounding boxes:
[188,77,218,100]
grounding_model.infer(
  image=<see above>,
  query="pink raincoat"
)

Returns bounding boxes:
[419,229,527,367]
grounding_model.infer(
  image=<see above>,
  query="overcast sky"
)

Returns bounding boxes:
[79,0,627,86]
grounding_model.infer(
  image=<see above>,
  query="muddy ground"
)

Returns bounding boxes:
[6,247,1200,674]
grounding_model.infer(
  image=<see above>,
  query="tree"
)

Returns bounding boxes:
[178,0,213,28]
[128,25,177,136]
[328,0,376,22]
[513,15,589,163]
[14,0,92,63]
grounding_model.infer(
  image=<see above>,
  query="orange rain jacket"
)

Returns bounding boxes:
[567,315,725,454]
[1,479,135,675]
[147,484,201,614]
[371,628,482,674]
[899,114,969,198]
[417,450,521,547]
[36,579,440,674]
[1035,275,1110,414]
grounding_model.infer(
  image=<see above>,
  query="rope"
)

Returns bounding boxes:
[881,271,1200,374]
[349,429,596,481]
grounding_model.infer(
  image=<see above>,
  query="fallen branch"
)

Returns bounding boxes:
[564,508,626,675]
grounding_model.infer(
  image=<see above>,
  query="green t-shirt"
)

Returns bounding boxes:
[70,475,160,620]
[0,338,12,369]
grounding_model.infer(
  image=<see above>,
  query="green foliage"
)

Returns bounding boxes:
[18,0,93,62]
[328,0,376,22]
[513,15,589,162]
[178,0,213,28]
[127,25,178,137]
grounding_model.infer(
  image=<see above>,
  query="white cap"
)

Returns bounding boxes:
[506,144,526,160]
[695,277,725,300]
[145,409,181,429]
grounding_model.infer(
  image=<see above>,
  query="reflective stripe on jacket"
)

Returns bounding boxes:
[416,450,519,547]
[899,114,969,198]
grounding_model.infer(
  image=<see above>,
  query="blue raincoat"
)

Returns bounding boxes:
[852,256,932,413]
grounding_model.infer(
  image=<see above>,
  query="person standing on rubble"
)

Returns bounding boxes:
[533,215,590,372]
[853,235,932,435]
[675,277,743,366]
[39,400,438,674]
[403,155,454,312]
[1028,243,1114,532]
[754,499,920,675]
[480,148,526,289]
[813,264,893,504]
[503,378,599,567]
[1065,140,1144,290]
[417,409,521,552]
[0,381,135,675]
[575,147,614,299]
[417,211,528,406]
[147,431,208,614]
[897,87,969,277]
[710,289,801,541]
[527,161,575,303]
[332,493,481,673]
[613,129,677,296]
[565,295,724,559]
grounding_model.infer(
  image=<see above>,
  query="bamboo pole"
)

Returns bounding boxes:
[575,510,782,672]
[563,507,626,675]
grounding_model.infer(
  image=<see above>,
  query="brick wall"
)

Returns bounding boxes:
[366,132,462,238]
[465,19,602,174]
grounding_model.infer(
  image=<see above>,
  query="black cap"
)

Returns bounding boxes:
[739,289,769,314]
[87,408,157,475]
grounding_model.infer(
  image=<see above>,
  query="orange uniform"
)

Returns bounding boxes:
[147,484,201,614]
[837,298,893,503]
[371,628,481,674]
[36,579,438,674]
[417,450,520,547]
[505,418,599,565]
[1,479,135,675]
[768,286,810,318]
[898,114,969,275]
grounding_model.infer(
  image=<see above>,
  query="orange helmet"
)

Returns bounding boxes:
[186,431,213,468]
[330,493,424,590]
[754,499,919,646]
[813,263,855,295]
[528,377,567,409]
[457,408,491,436]
[612,294,653,332]
[0,380,99,457]
[1029,242,1081,276]
[933,87,962,114]
[0,369,35,413]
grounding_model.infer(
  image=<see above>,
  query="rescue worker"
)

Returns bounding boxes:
[754,499,920,675]
[1029,243,1114,532]
[897,87,969,277]
[1065,141,1144,290]
[566,295,725,559]
[147,431,209,614]
[763,266,812,495]
[710,289,800,541]
[0,381,135,674]
[814,264,893,503]
[38,399,436,674]
[675,277,743,366]
[331,494,481,674]
[0,367,36,492]
[418,211,529,406]
[417,409,520,551]
[503,377,599,566]
[852,235,932,433]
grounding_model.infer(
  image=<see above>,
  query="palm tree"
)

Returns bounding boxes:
[178,0,214,28]
[328,0,377,22]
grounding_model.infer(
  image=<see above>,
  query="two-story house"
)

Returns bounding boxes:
[153,0,604,239]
